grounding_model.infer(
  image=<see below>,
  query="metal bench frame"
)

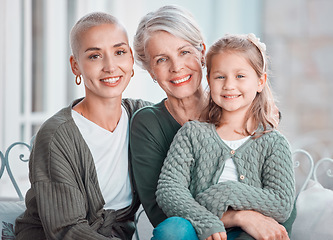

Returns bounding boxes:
[1,142,332,240]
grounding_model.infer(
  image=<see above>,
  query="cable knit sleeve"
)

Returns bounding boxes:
[156,124,225,240]
[195,134,295,223]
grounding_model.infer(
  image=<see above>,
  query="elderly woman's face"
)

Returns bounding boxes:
[146,31,204,100]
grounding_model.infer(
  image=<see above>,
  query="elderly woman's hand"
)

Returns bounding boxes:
[222,209,289,240]
[205,232,227,240]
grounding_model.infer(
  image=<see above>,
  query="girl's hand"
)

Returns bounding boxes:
[205,232,227,240]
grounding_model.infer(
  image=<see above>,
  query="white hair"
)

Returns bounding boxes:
[133,5,204,70]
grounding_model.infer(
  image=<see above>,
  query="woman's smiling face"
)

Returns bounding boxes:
[146,31,204,100]
[71,23,134,101]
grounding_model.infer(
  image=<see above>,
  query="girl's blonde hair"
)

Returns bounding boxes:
[205,33,278,137]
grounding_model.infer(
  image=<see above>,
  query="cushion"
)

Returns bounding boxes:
[291,180,333,240]
[0,201,26,239]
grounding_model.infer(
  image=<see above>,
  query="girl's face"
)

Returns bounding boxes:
[208,51,266,117]
[146,31,204,100]
[70,23,133,101]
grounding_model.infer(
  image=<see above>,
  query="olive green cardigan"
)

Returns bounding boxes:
[15,98,150,240]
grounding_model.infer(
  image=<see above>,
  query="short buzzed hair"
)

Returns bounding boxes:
[70,12,127,58]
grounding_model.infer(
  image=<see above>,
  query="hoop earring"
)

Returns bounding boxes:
[201,61,206,68]
[153,78,157,83]
[131,69,134,77]
[75,75,82,85]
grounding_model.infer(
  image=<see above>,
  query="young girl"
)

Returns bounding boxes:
[156,33,295,240]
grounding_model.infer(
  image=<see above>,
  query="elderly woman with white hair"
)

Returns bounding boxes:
[130,5,296,240]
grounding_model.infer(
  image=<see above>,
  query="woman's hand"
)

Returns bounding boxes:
[239,211,289,240]
[205,232,227,240]
[222,209,289,240]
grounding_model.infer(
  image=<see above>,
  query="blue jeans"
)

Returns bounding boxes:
[226,227,242,239]
[151,217,199,240]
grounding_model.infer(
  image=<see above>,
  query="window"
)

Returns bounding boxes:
[0,0,262,148]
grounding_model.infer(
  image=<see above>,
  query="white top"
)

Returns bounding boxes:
[72,106,132,210]
[218,136,251,182]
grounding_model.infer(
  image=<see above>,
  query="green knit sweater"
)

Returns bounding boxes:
[130,99,182,227]
[15,98,151,240]
[156,120,296,240]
